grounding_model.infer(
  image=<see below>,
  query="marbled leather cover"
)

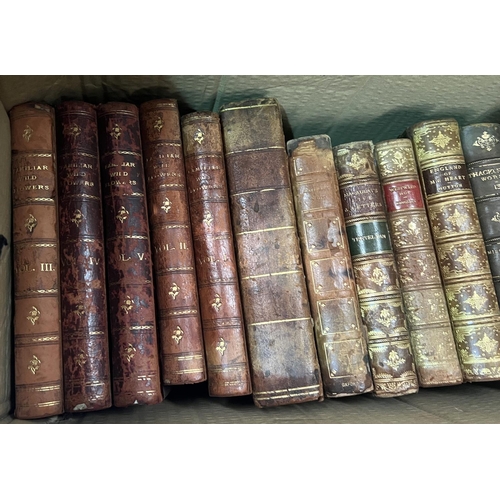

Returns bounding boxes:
[98,102,163,406]
[56,101,112,412]
[182,111,251,396]
[140,99,206,385]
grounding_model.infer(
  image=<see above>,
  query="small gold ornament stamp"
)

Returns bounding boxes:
[75,351,87,368]
[203,210,214,226]
[125,343,136,362]
[64,122,81,138]
[169,283,180,300]
[194,129,204,144]
[28,355,41,375]
[153,115,164,134]
[23,125,33,142]
[215,337,227,356]
[27,306,40,325]
[116,206,129,223]
[25,214,38,234]
[161,198,172,213]
[473,131,499,151]
[172,326,184,344]
[211,294,222,312]
[71,209,84,227]
[387,350,404,370]
[121,295,134,314]
[110,123,122,139]
[74,304,85,317]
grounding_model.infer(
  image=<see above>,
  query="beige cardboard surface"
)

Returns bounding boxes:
[2,75,500,424]
[0,100,11,419]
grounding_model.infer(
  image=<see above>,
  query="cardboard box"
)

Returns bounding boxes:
[2,75,500,424]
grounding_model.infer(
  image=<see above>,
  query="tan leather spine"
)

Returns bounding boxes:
[220,97,323,408]
[287,135,374,397]
[0,101,12,419]
[333,140,419,397]
[56,101,112,412]
[182,111,252,396]
[97,102,163,406]
[10,102,64,418]
[409,118,500,381]
[375,138,463,387]
[140,99,206,385]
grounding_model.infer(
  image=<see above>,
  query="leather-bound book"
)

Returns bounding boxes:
[220,97,323,408]
[0,101,12,419]
[97,102,163,406]
[287,135,373,397]
[56,101,112,412]
[460,123,500,306]
[409,118,500,381]
[10,102,63,419]
[181,111,252,396]
[375,138,463,387]
[333,140,419,397]
[140,99,206,385]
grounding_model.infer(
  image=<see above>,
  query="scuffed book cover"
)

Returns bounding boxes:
[140,99,206,385]
[182,111,252,397]
[460,123,500,306]
[10,102,64,419]
[409,118,500,381]
[0,100,11,419]
[97,102,163,406]
[220,97,323,408]
[287,134,373,397]
[333,140,419,397]
[375,138,463,387]
[56,101,112,412]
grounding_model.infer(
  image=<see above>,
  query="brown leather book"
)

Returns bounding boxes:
[139,99,206,385]
[0,100,12,419]
[375,138,463,387]
[287,135,374,397]
[220,97,323,408]
[409,118,500,381]
[181,111,252,397]
[97,102,163,406]
[333,140,419,397]
[460,123,500,306]
[10,102,64,419]
[56,101,112,412]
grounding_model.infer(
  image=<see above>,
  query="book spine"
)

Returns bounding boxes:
[56,101,112,412]
[287,135,373,397]
[140,99,206,385]
[97,102,163,406]
[333,140,419,397]
[410,118,500,381]
[10,102,64,419]
[375,138,463,387]
[220,97,323,408]
[460,123,500,305]
[0,101,12,419]
[181,111,252,396]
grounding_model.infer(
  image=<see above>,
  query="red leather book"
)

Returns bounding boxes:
[182,111,252,397]
[56,101,112,412]
[220,97,323,408]
[10,102,64,419]
[97,102,163,407]
[140,99,207,385]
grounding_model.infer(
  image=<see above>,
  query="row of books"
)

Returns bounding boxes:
[8,96,500,420]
